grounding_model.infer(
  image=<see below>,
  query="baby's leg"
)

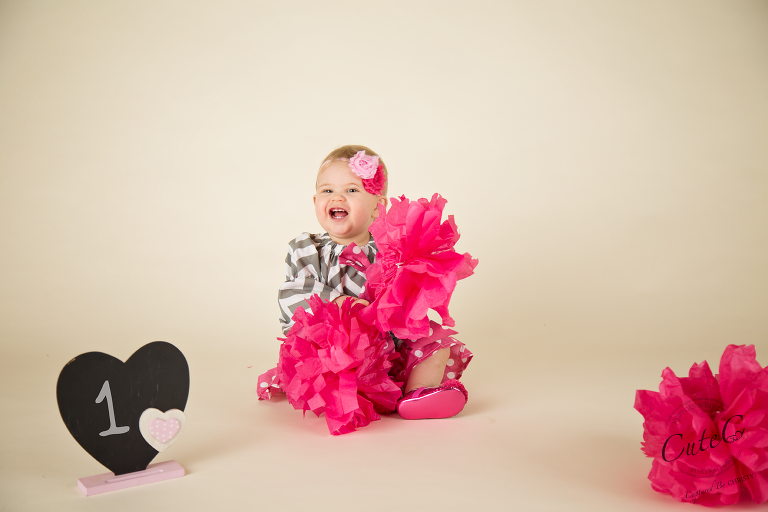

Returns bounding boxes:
[393,324,472,419]
[404,347,450,392]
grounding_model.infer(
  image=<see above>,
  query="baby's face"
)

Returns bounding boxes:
[314,161,385,246]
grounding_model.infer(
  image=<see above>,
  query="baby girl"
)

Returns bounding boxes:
[261,144,472,420]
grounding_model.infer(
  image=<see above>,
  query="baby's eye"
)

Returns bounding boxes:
[347,188,358,193]
[322,189,332,193]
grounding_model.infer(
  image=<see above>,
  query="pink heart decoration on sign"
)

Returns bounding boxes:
[139,408,186,452]
[149,418,180,443]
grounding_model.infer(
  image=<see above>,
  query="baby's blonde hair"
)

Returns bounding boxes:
[319,145,389,196]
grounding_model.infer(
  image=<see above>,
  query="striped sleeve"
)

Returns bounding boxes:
[277,233,341,334]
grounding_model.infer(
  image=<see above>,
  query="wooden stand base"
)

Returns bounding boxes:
[77,460,185,496]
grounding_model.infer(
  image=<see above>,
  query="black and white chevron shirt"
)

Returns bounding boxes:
[277,232,378,334]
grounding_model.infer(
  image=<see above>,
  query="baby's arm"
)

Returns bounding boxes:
[278,233,342,334]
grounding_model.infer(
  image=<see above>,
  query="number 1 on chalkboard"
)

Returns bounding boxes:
[95,380,130,436]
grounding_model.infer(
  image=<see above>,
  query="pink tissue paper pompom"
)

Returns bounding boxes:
[358,193,478,341]
[275,295,402,435]
[634,345,768,505]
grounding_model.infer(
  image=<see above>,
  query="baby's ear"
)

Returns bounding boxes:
[373,196,388,218]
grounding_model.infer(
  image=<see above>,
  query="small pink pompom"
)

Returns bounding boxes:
[634,345,768,505]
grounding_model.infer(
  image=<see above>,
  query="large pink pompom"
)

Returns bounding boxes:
[359,193,478,340]
[634,345,768,505]
[276,295,402,435]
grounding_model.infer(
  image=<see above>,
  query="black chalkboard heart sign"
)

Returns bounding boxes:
[56,342,189,475]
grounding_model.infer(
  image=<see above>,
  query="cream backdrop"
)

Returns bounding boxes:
[1,1,766,511]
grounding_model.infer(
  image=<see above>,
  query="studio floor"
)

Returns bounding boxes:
[3,330,766,512]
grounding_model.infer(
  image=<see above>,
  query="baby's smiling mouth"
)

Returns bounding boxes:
[330,208,348,219]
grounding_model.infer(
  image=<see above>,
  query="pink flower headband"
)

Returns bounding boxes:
[322,150,387,195]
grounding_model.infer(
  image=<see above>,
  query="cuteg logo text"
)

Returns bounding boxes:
[662,398,745,478]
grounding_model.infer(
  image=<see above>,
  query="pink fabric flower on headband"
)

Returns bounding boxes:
[348,151,379,179]
[347,151,386,195]
[362,164,386,196]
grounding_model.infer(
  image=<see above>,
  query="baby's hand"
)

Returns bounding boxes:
[333,295,370,307]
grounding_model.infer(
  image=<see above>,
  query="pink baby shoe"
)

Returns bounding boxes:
[396,379,468,420]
